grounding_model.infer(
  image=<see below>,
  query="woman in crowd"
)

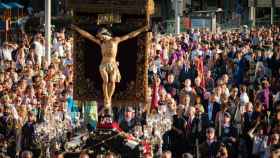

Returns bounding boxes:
[1,25,280,158]
[148,26,280,158]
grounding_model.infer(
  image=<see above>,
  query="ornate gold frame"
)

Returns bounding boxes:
[73,31,149,106]
[69,0,154,106]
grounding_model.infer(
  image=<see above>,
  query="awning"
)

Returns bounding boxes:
[0,3,11,10]
[6,2,24,9]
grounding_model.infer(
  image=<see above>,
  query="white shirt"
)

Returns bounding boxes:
[223,88,230,98]
[204,49,213,59]
[191,49,202,60]
[57,44,64,57]
[53,42,64,57]
[0,47,14,61]
[252,136,268,155]
[34,41,45,57]
[7,104,19,120]
[240,92,249,106]
[162,48,169,61]
[63,58,73,66]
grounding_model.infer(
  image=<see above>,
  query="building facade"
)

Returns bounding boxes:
[190,0,280,26]
[249,0,280,26]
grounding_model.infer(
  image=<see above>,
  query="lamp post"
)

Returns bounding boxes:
[248,0,256,27]
[45,0,51,67]
[271,0,274,25]
[174,0,180,34]
[214,8,223,33]
[174,0,183,34]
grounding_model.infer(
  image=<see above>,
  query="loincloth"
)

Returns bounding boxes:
[99,62,121,82]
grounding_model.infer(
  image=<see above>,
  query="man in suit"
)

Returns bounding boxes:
[21,111,41,158]
[170,106,187,157]
[119,107,137,133]
[205,70,215,92]
[220,112,238,158]
[179,61,197,84]
[199,127,220,158]
[227,87,239,120]
[242,102,258,133]
[0,105,16,142]
[193,77,205,101]
[0,105,17,158]
[164,74,180,101]
[184,106,209,154]
[184,106,197,153]
[204,93,221,126]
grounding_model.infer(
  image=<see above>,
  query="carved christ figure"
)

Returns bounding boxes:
[72,24,148,111]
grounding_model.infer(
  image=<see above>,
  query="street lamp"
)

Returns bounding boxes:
[173,0,183,34]
[216,8,223,13]
[45,0,51,67]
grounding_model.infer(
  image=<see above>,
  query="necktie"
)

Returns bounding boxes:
[185,66,188,72]
[249,112,252,122]
[208,103,212,121]
[188,118,192,129]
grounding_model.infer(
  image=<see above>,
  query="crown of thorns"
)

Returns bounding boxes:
[97,28,112,37]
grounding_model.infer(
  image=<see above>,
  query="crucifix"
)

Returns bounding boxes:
[71,0,154,113]
[72,24,148,112]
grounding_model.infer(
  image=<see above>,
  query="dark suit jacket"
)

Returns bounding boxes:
[21,122,42,158]
[185,114,209,143]
[119,118,136,133]
[164,81,180,94]
[194,86,204,100]
[199,140,220,158]
[179,65,197,83]
[205,77,215,92]
[21,122,39,150]
[220,125,238,140]
[203,102,221,124]
[220,125,238,158]
[0,115,16,139]
[243,111,260,133]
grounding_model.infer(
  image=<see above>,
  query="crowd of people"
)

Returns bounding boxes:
[145,25,280,158]
[0,29,77,158]
[0,24,280,158]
